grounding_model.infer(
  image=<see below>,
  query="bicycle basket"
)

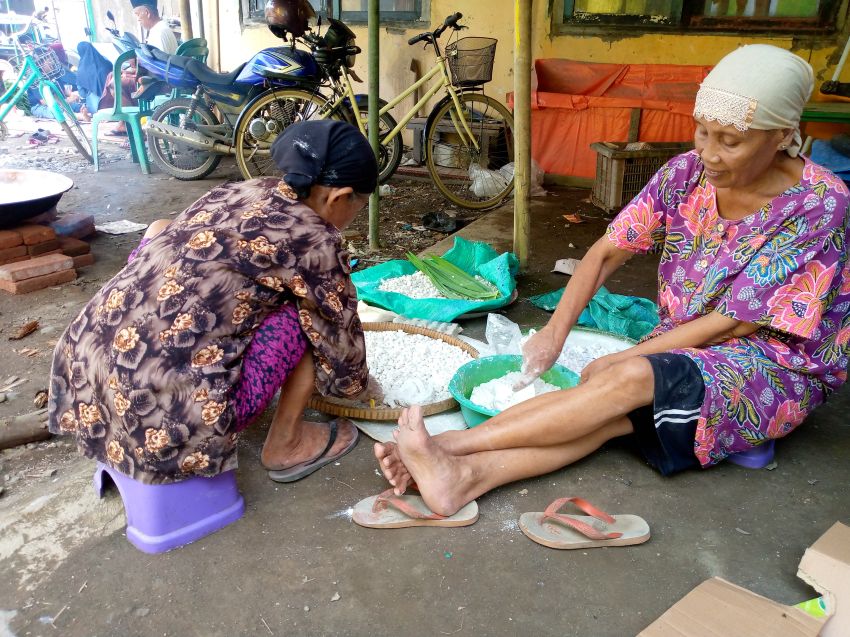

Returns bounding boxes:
[445,37,496,87]
[32,46,64,81]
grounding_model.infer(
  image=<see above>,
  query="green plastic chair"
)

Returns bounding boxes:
[91,49,152,174]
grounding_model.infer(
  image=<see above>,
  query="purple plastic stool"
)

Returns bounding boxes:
[93,462,245,554]
[726,440,776,469]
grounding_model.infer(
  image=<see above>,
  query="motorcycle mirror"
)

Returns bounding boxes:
[107,10,115,22]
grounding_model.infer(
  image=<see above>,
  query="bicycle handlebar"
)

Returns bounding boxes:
[407,12,463,47]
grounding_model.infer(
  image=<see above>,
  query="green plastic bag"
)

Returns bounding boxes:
[352,237,519,322]
[529,285,659,341]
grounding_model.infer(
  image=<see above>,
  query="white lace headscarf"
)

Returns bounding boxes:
[693,44,814,157]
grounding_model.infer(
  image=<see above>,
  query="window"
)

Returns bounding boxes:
[245,0,422,24]
[556,0,839,32]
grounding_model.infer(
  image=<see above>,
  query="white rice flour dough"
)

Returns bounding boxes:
[365,330,473,407]
[470,372,560,412]
[378,271,446,299]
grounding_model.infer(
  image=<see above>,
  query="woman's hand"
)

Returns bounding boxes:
[514,326,564,390]
[580,352,620,384]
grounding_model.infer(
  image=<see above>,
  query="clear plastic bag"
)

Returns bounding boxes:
[485,313,524,355]
[469,163,510,198]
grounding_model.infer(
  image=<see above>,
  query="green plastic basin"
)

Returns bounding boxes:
[448,355,579,428]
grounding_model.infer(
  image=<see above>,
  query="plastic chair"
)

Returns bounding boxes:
[93,462,245,554]
[90,49,152,174]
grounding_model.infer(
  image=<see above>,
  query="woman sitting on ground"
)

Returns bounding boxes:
[376,44,850,516]
[49,120,377,485]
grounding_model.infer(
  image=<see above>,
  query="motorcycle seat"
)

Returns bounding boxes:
[139,44,194,70]
[185,59,247,87]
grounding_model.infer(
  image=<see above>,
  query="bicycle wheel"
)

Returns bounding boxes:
[234,89,331,180]
[424,93,514,210]
[349,101,402,184]
[44,83,93,163]
[147,97,222,180]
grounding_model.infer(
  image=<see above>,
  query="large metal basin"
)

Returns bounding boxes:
[0,169,74,228]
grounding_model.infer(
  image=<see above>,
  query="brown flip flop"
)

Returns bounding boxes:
[267,418,359,483]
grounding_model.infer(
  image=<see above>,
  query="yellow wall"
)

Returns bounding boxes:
[216,1,850,137]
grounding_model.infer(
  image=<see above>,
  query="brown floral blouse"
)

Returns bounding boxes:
[47,178,367,484]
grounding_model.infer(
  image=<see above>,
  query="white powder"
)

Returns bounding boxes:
[557,342,623,372]
[378,271,446,299]
[469,371,560,412]
[365,330,474,407]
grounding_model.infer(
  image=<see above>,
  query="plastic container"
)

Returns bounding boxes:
[590,141,693,212]
[449,355,579,427]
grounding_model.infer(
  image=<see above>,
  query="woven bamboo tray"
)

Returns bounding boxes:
[307,322,479,421]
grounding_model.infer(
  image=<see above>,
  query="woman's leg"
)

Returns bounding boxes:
[394,405,634,516]
[377,356,655,508]
[127,219,170,263]
[259,350,358,470]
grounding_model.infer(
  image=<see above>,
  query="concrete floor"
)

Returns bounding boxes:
[1,156,849,637]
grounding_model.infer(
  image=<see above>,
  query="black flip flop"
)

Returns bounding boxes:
[267,419,359,483]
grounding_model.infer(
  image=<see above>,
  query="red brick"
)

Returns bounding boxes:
[72,253,95,269]
[17,224,56,246]
[0,254,73,282]
[0,245,26,261]
[51,214,95,239]
[58,237,90,257]
[0,230,23,249]
[27,239,61,256]
[0,268,76,294]
[0,256,29,267]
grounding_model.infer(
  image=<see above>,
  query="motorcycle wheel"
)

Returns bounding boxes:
[147,97,222,180]
[234,89,332,180]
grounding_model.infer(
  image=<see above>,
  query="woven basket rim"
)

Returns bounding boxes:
[307,322,479,421]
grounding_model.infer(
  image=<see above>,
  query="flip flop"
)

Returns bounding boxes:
[352,489,479,528]
[267,418,359,483]
[106,129,128,137]
[519,497,650,549]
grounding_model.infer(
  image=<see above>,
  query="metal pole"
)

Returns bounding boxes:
[179,0,193,40]
[513,0,532,269]
[367,0,380,250]
[84,0,96,42]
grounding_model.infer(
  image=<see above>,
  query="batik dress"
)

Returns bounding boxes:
[606,151,850,466]
[48,178,368,484]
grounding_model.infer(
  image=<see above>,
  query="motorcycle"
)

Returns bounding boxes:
[140,26,328,180]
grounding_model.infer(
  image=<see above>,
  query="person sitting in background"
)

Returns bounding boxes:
[131,0,178,55]
[375,44,850,518]
[25,84,89,123]
[75,41,113,114]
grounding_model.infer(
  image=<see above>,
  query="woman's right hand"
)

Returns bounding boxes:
[514,326,564,390]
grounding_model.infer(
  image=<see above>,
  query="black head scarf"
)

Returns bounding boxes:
[270,120,378,199]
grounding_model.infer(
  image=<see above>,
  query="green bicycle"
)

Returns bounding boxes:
[0,35,93,163]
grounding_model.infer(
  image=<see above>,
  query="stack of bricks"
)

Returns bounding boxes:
[0,253,76,294]
[0,221,95,294]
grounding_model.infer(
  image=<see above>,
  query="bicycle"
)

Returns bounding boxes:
[0,28,93,163]
[233,13,515,210]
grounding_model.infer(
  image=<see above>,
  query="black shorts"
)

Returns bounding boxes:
[627,353,705,476]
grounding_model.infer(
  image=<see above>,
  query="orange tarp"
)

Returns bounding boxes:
[522,59,712,179]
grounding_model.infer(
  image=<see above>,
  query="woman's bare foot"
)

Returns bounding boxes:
[374,441,412,495]
[261,419,357,470]
[395,406,472,516]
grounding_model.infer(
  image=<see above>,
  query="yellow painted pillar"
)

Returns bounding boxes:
[179,0,193,40]
[513,0,532,269]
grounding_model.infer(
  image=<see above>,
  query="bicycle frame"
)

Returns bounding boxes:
[0,54,68,125]
[322,54,480,152]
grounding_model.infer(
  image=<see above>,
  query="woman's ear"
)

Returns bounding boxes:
[778,128,795,151]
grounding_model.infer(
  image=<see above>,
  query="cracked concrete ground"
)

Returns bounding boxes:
[0,142,848,636]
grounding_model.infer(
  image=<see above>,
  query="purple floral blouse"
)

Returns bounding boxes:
[606,151,850,466]
[47,178,367,483]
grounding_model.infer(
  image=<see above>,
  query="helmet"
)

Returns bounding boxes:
[265,0,316,39]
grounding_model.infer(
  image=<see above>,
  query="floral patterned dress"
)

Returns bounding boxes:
[48,178,368,484]
[606,151,850,466]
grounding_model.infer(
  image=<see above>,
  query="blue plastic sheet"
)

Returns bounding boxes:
[352,237,519,322]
